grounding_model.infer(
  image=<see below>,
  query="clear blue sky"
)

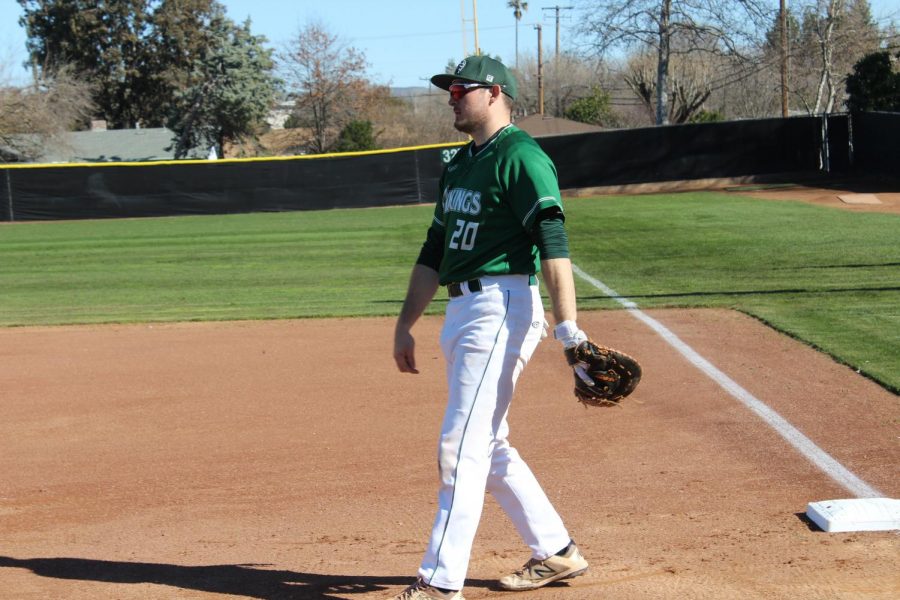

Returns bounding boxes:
[2,0,898,88]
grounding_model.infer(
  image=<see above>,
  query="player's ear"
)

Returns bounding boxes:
[489,85,501,102]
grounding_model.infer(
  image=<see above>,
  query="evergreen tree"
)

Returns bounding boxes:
[18,0,150,128]
[564,86,618,127]
[18,0,279,153]
[845,51,900,113]
[142,0,223,127]
[332,120,379,152]
[171,17,278,158]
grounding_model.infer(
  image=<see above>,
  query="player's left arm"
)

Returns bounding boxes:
[532,214,583,341]
[535,220,597,388]
[503,143,586,344]
[536,223,604,393]
[540,256,578,326]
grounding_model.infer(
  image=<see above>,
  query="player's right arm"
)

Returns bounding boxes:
[394,221,445,374]
[394,264,440,374]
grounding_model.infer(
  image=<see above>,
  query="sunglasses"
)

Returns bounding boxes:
[448,82,494,101]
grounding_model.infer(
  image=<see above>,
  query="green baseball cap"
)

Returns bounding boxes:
[431,55,518,100]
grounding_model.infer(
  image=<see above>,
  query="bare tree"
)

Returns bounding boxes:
[624,50,716,122]
[0,64,94,162]
[513,53,615,119]
[579,0,772,124]
[712,60,781,118]
[362,91,468,148]
[790,0,883,114]
[279,22,369,154]
[622,41,765,122]
[812,0,842,113]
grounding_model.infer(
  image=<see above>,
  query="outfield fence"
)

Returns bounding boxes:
[0,112,894,222]
[850,111,898,177]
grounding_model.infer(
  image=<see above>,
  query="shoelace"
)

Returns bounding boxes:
[516,557,546,576]
[396,583,420,599]
[399,581,423,598]
[397,579,445,599]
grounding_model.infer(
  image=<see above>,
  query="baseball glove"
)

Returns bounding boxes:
[564,340,642,407]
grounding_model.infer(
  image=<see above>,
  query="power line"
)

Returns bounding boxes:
[350,25,513,43]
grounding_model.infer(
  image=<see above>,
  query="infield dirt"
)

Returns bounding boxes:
[1,308,897,599]
[566,176,900,215]
[728,180,900,214]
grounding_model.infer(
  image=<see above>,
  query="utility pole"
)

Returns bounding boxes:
[542,5,573,116]
[473,0,481,55]
[460,0,481,56]
[535,24,544,115]
[780,0,789,117]
[542,5,574,63]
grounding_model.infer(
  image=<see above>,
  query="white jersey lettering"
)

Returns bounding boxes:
[442,187,482,217]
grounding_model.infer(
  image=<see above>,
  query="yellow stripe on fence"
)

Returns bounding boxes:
[1,140,468,170]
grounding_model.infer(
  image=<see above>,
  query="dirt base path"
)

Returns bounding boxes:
[567,175,900,214]
[728,179,900,214]
[1,310,897,599]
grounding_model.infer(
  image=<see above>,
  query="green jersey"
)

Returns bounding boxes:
[430,125,564,286]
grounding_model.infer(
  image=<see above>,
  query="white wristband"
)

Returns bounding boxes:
[553,320,587,348]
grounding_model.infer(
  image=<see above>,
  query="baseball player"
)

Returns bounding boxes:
[391,56,593,600]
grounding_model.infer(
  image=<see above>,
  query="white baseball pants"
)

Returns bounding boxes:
[418,275,571,590]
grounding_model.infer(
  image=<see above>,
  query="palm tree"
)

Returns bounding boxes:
[508,0,528,69]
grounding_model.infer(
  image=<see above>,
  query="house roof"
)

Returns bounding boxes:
[33,127,205,163]
[514,114,604,137]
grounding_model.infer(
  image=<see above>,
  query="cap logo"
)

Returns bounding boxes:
[486,74,494,82]
[455,60,467,74]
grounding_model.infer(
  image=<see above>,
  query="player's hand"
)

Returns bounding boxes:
[553,320,593,385]
[553,320,588,350]
[394,329,419,374]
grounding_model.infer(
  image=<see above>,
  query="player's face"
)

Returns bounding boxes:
[448,82,496,134]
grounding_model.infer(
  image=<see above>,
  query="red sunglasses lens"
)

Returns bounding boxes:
[449,84,486,100]
[449,86,467,101]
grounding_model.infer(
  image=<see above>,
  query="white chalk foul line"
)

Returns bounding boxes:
[572,263,883,499]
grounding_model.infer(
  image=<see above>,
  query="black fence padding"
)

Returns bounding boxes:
[851,112,899,176]
[538,116,823,189]
[3,146,447,221]
[825,114,851,173]
[0,170,11,221]
[1,114,886,222]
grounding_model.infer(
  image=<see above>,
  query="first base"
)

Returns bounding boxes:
[806,498,900,532]
[837,193,882,205]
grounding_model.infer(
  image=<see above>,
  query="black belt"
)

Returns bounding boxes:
[447,275,537,298]
[447,279,482,298]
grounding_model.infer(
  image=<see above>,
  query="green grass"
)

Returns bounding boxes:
[1,192,898,392]
[0,207,432,324]
[565,194,900,392]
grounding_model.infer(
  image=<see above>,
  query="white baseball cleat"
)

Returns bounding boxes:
[391,578,465,600]
[498,541,589,591]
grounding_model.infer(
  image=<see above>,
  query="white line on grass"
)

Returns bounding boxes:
[572,263,883,499]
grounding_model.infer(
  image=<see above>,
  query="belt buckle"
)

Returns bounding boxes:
[448,279,481,298]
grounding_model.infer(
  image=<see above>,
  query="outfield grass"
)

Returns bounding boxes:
[565,194,899,392]
[1,192,898,392]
